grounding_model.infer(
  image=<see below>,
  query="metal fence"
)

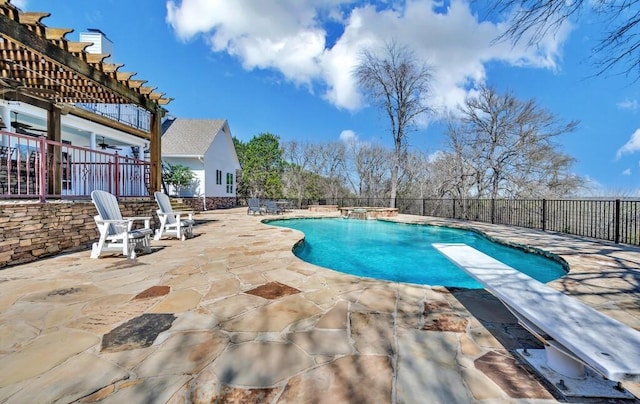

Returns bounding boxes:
[281,197,640,246]
[75,103,151,132]
[1,130,150,201]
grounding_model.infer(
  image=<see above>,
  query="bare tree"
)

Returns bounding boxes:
[282,140,313,206]
[442,116,487,198]
[316,142,349,200]
[507,144,583,197]
[282,141,351,204]
[397,151,430,198]
[281,141,343,203]
[491,0,640,78]
[355,41,434,207]
[347,141,393,199]
[449,85,580,199]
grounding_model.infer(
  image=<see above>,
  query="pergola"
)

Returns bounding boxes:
[0,0,172,194]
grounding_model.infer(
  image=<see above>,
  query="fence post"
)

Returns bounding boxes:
[542,199,547,231]
[490,198,495,224]
[615,199,621,244]
[452,199,456,218]
[421,198,425,216]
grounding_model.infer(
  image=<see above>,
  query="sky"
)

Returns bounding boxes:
[13,0,640,196]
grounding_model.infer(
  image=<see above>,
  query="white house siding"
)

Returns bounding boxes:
[204,129,240,198]
[162,156,204,197]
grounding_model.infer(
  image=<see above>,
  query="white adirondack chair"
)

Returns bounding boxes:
[154,191,195,241]
[90,190,153,259]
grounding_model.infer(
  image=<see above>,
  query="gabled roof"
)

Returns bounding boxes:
[161,118,229,156]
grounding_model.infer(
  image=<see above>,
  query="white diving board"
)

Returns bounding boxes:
[433,243,640,398]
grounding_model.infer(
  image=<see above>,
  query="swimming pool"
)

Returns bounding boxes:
[268,218,566,289]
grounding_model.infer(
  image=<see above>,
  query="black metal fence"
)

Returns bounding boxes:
[277,197,640,246]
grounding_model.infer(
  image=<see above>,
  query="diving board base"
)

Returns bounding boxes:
[515,349,635,399]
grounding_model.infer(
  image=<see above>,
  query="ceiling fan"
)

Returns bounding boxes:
[11,112,47,137]
[97,136,122,150]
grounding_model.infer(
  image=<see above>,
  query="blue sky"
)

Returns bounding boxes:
[16,0,640,195]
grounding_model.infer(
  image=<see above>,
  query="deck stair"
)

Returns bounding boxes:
[168,197,191,212]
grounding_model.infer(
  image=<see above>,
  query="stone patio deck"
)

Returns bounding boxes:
[0,208,638,403]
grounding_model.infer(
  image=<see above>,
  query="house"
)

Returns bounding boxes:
[161,118,241,209]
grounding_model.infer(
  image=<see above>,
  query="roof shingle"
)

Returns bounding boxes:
[161,118,228,156]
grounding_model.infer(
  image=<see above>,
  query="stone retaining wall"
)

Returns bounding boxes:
[339,207,399,219]
[180,196,236,211]
[0,200,158,268]
[308,205,339,212]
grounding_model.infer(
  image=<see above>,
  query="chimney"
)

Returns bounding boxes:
[79,29,113,61]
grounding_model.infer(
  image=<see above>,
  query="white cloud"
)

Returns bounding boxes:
[339,129,358,143]
[166,0,570,113]
[617,99,639,112]
[616,128,640,159]
[622,168,632,176]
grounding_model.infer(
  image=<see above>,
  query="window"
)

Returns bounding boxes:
[216,169,222,185]
[226,172,233,193]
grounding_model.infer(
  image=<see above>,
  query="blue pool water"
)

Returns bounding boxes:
[268,218,566,289]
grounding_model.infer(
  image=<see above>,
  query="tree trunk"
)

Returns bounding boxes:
[390,158,398,208]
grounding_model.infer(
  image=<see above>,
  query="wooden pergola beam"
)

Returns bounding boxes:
[0,13,160,111]
[45,27,73,41]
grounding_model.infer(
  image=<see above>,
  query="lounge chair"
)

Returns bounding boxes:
[90,190,153,259]
[277,199,292,212]
[247,197,265,215]
[264,199,283,214]
[154,191,195,241]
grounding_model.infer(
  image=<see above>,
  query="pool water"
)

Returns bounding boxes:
[268,218,566,289]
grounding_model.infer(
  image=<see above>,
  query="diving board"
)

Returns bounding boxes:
[433,243,640,399]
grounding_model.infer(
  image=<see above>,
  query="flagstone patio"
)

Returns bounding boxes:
[0,207,638,403]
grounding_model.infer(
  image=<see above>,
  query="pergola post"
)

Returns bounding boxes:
[46,106,62,196]
[149,109,162,195]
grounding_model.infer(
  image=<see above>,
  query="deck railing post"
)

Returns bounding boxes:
[38,136,46,203]
[615,199,621,244]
